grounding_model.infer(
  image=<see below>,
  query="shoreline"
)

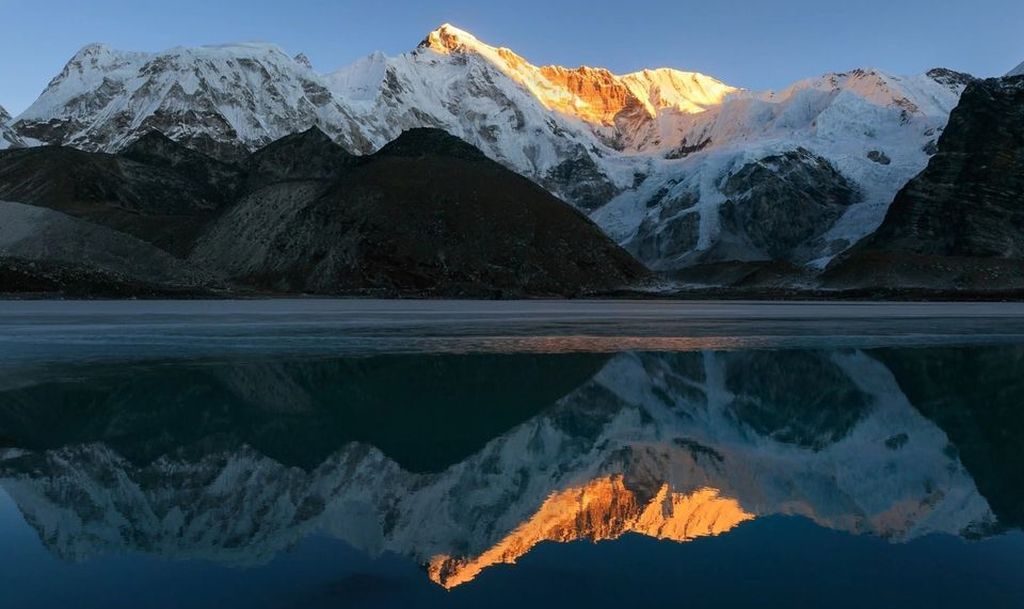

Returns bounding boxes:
[3,287,1024,303]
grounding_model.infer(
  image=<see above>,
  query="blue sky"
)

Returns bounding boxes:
[1,0,1022,115]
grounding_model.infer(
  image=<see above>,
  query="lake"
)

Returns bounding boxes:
[1,300,1022,608]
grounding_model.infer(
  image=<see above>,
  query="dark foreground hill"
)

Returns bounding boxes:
[0,128,649,297]
[0,134,240,257]
[193,128,647,297]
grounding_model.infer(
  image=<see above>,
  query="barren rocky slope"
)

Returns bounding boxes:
[194,128,648,296]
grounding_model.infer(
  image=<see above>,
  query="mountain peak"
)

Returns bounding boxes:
[122,129,180,152]
[71,42,114,59]
[421,23,481,54]
[120,130,226,169]
[375,128,487,161]
[246,125,354,187]
[427,478,752,589]
[1008,61,1024,77]
[59,43,133,75]
[17,39,338,159]
[251,124,348,160]
[927,68,976,90]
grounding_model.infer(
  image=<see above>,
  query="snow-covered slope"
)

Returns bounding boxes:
[1008,61,1024,77]
[7,25,970,270]
[0,351,994,588]
[12,42,370,160]
[0,105,24,149]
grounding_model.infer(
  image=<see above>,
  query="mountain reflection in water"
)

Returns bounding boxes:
[428,479,754,588]
[1,343,1022,600]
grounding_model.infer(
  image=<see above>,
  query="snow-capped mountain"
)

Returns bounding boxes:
[596,68,967,268]
[1008,61,1024,77]
[12,42,371,160]
[410,25,739,154]
[0,350,994,588]
[6,25,969,269]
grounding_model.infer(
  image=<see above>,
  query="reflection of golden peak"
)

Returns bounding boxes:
[428,476,754,589]
[420,24,737,127]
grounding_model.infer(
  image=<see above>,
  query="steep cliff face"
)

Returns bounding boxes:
[828,76,1024,290]
[710,148,861,262]
[875,346,1024,528]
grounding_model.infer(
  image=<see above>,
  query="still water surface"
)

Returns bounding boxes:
[0,300,1022,608]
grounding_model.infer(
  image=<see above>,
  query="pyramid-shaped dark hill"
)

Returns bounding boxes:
[374,127,488,160]
[244,126,357,190]
[0,139,240,256]
[121,130,243,198]
[193,128,649,296]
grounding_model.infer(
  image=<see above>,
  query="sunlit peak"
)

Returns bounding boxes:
[419,24,737,127]
[422,23,483,54]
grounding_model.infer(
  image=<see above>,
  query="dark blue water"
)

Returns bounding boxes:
[1,300,1022,608]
